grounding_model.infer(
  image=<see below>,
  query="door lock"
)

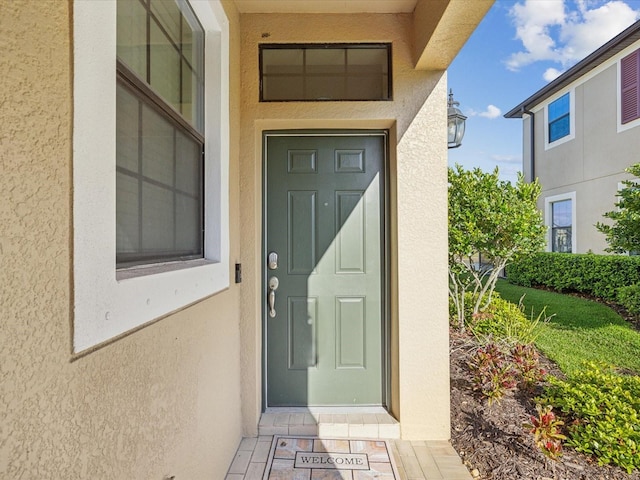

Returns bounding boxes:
[268,251,279,270]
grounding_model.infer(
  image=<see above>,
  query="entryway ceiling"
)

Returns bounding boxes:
[233,0,495,70]
[234,0,418,14]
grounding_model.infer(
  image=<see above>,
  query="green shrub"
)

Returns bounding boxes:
[468,295,540,345]
[539,362,640,473]
[508,253,640,300]
[617,283,640,317]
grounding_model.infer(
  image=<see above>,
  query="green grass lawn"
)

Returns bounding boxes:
[494,279,640,375]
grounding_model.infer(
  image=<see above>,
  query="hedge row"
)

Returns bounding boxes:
[507,252,640,300]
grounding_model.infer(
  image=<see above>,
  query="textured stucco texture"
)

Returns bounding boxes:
[238,13,451,440]
[1,0,243,478]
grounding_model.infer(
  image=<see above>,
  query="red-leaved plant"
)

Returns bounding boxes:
[524,404,566,460]
[467,343,518,405]
[511,343,547,392]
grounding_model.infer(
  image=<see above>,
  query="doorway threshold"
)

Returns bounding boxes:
[259,407,400,438]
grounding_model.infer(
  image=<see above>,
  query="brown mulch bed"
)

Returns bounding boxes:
[449,328,640,480]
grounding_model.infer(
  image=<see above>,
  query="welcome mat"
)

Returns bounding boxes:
[263,436,400,479]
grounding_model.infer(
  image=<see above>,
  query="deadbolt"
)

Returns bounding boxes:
[268,251,278,270]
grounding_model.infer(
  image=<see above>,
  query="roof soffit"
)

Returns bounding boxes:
[413,0,494,70]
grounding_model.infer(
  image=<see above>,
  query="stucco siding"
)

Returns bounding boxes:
[1,0,244,477]
[238,13,450,440]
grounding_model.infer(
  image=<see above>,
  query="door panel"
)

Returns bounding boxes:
[265,133,386,406]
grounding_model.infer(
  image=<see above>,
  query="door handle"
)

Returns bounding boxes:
[268,276,279,318]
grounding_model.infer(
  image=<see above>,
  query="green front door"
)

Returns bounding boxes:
[264,132,387,406]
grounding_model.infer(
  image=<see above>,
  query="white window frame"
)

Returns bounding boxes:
[544,192,576,253]
[544,90,575,150]
[73,0,230,353]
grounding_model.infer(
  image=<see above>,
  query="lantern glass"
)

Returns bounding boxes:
[447,90,467,149]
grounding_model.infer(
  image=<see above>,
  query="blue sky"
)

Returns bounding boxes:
[447,0,640,183]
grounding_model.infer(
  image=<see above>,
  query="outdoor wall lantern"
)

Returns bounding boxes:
[447,89,467,149]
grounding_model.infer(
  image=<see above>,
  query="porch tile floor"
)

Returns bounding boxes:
[226,411,472,480]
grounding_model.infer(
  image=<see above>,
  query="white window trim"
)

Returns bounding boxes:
[544,90,575,150]
[73,0,230,353]
[544,192,577,253]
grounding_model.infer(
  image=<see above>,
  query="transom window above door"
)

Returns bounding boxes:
[259,44,392,102]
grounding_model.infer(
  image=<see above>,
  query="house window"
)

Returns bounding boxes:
[551,199,572,253]
[545,192,576,254]
[260,44,392,101]
[116,0,205,267]
[621,49,640,124]
[548,93,570,143]
[73,0,230,352]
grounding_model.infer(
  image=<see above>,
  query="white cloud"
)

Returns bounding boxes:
[479,104,502,119]
[467,104,502,119]
[506,0,639,76]
[543,67,564,81]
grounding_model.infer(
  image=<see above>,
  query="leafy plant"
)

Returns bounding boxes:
[448,165,546,331]
[467,342,518,405]
[468,341,546,404]
[596,163,640,253]
[463,293,547,346]
[617,283,640,317]
[511,343,546,392]
[523,404,566,460]
[540,363,640,473]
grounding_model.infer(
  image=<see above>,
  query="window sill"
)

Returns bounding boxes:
[117,258,215,281]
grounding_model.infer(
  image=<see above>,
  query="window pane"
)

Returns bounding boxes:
[142,182,175,252]
[176,131,200,194]
[142,104,175,186]
[116,172,140,253]
[176,194,201,251]
[552,199,572,227]
[150,21,181,111]
[261,44,391,101]
[116,85,140,172]
[261,49,303,100]
[552,227,572,253]
[150,0,182,44]
[552,199,572,253]
[348,48,388,74]
[549,114,570,142]
[548,93,569,122]
[179,1,204,131]
[306,48,345,69]
[117,0,147,79]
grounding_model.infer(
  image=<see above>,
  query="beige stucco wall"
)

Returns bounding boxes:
[523,61,640,253]
[238,13,451,440]
[1,0,244,477]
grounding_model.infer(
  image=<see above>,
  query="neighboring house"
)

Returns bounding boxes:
[505,20,640,255]
[1,0,491,477]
